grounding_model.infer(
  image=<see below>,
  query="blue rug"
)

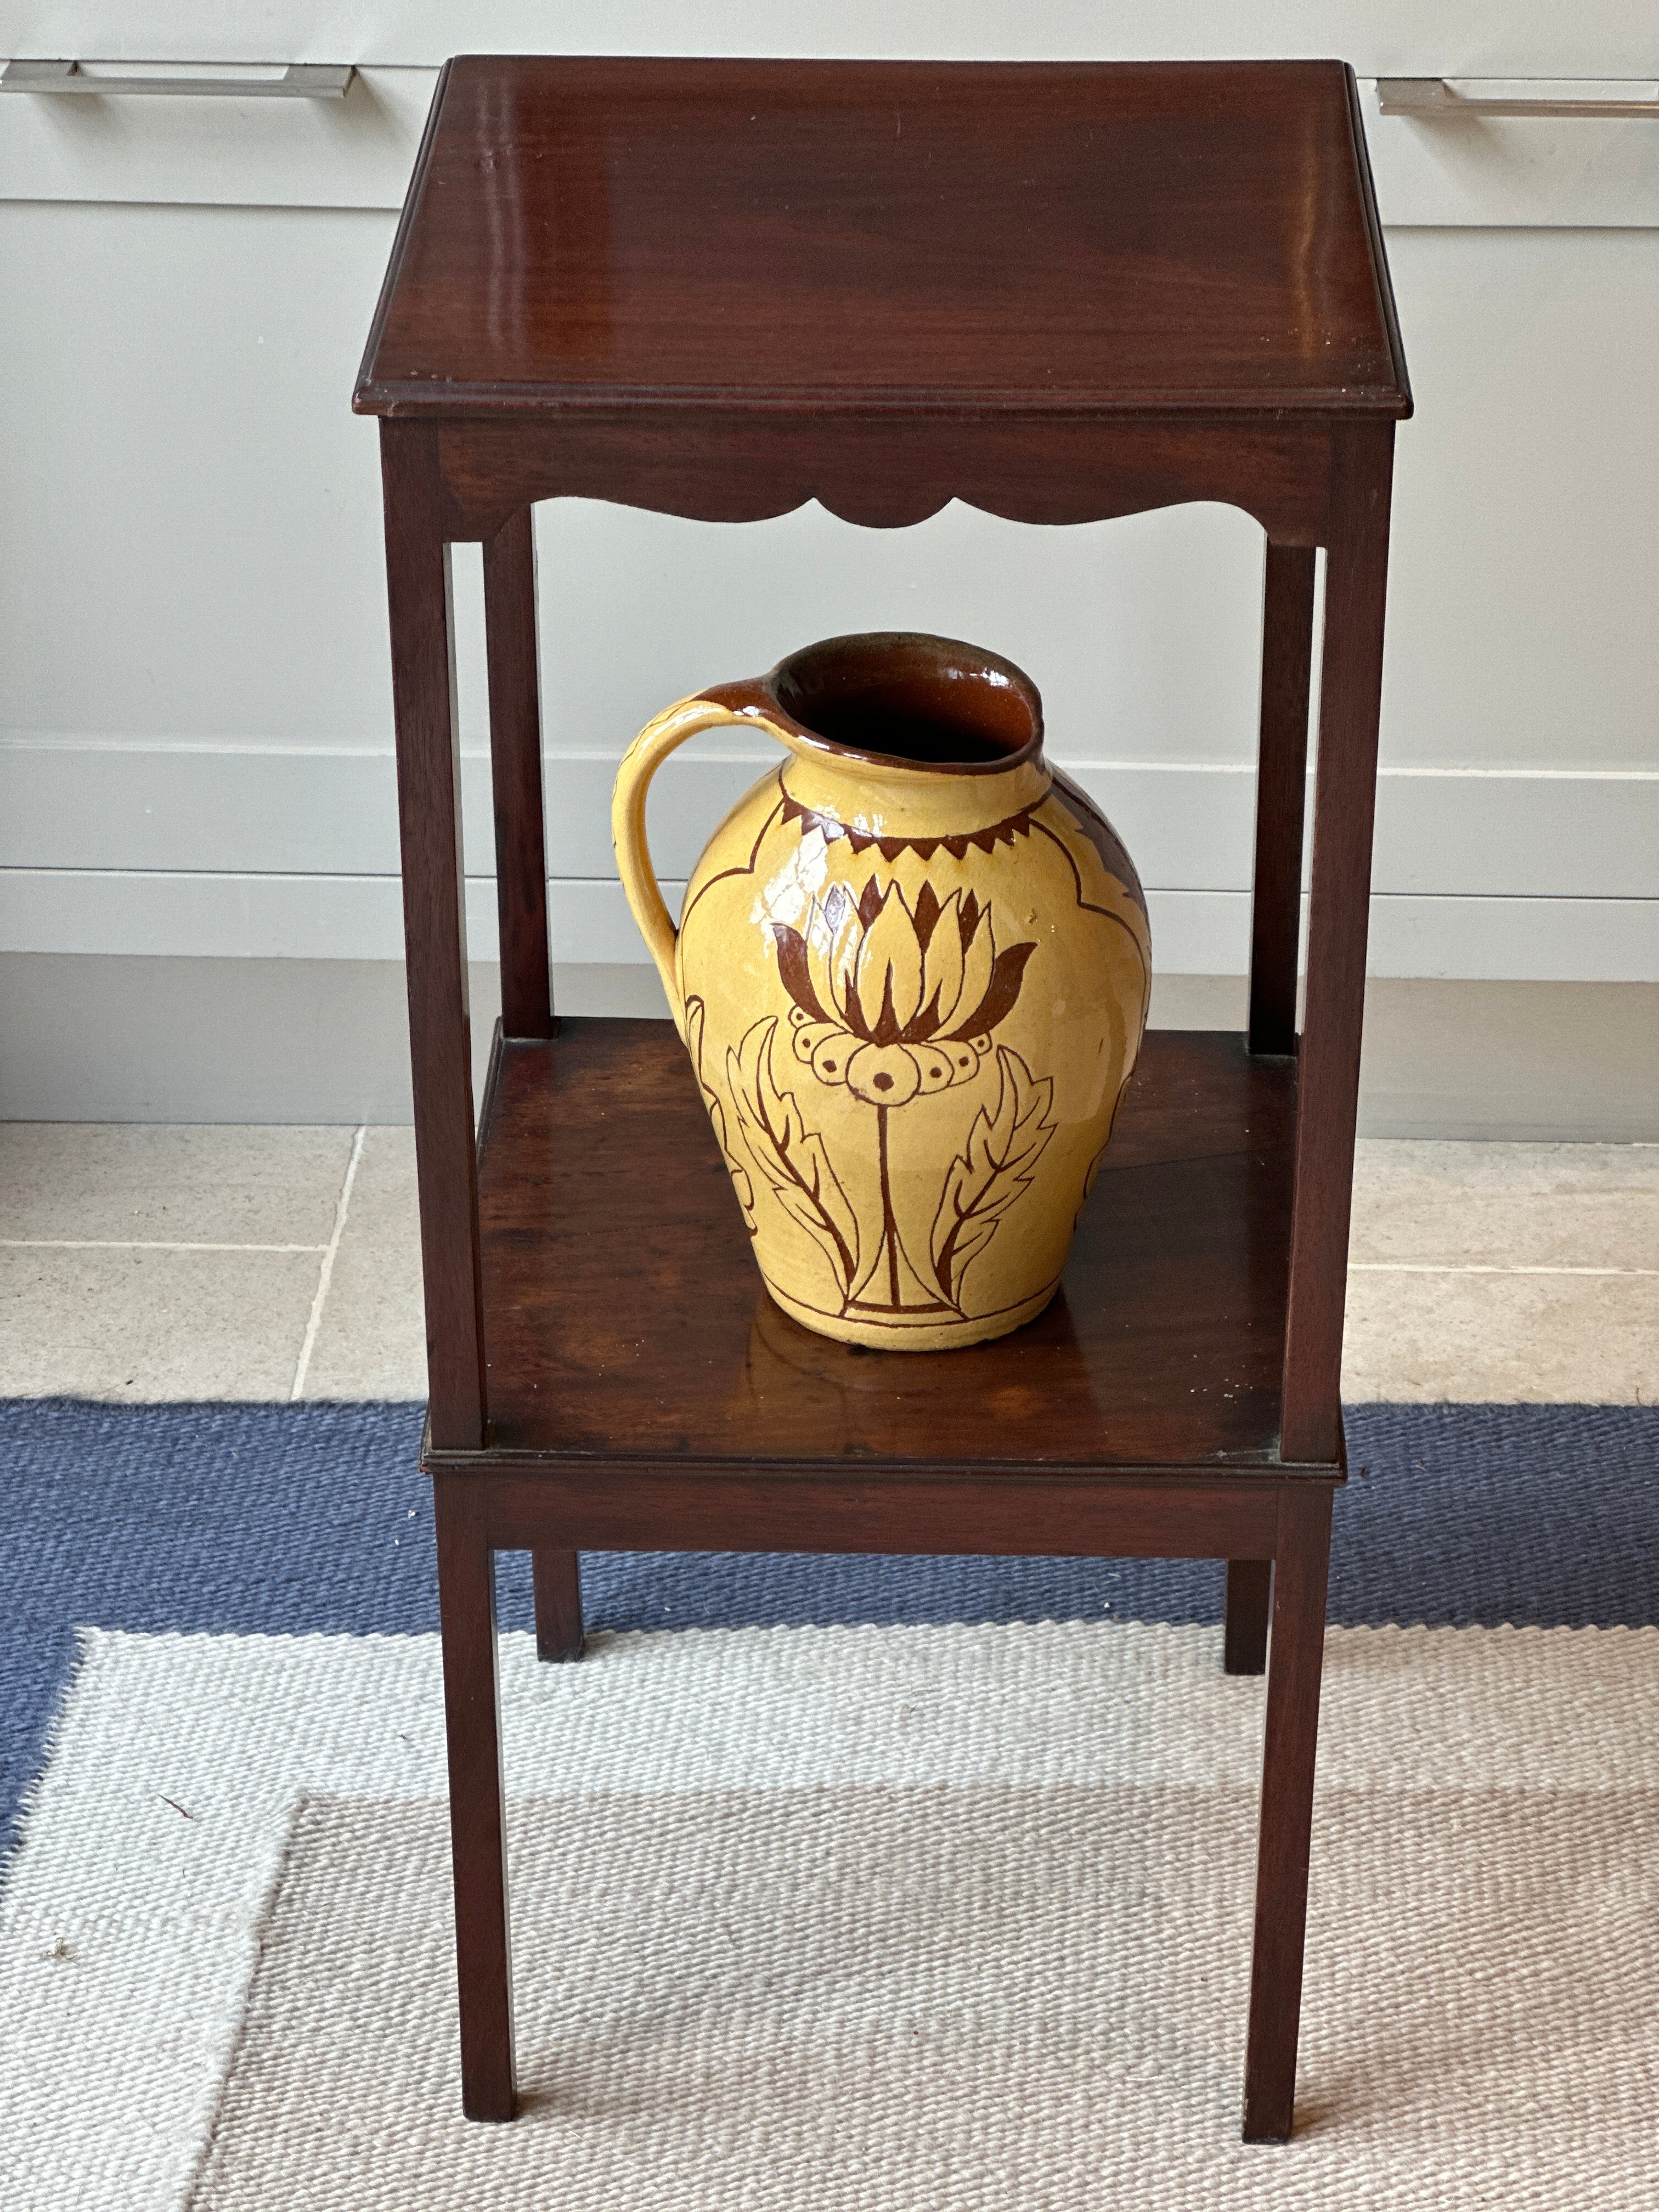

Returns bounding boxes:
[7,1397,1659,2207]
[4,1396,1656,1860]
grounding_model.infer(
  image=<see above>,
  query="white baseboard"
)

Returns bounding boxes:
[8,745,1657,899]
[3,955,1654,1139]
[3,869,1654,984]
[3,743,1655,984]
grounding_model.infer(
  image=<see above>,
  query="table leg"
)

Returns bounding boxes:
[483,508,554,1042]
[1242,1483,1333,2141]
[436,1487,516,2120]
[380,421,488,1451]
[1223,1559,1272,1675]
[1248,544,1317,1057]
[1280,425,1395,1465]
[532,1549,585,1661]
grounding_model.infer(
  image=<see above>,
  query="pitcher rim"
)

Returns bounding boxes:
[702,629,1046,778]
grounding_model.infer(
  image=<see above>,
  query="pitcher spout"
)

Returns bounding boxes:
[704,630,1051,848]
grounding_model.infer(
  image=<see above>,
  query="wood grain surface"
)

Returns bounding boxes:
[471,1021,1302,1473]
[1280,427,1396,1462]
[1243,1482,1335,2139]
[482,508,554,1042]
[356,58,1409,420]
[1247,544,1317,1057]
[435,1500,516,2119]
[381,421,487,1451]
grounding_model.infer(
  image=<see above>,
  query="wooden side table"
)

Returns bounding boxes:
[354,56,1409,2142]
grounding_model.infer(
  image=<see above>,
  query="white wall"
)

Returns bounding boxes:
[2,11,1656,1062]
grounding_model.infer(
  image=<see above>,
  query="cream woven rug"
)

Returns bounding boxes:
[5,1620,1654,2210]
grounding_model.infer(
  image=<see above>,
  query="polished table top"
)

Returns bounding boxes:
[471,1022,1300,1472]
[355,56,1410,422]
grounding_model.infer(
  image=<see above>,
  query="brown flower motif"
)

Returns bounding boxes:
[773,878,1036,1108]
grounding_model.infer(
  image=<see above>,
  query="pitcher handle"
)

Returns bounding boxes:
[612,691,792,1039]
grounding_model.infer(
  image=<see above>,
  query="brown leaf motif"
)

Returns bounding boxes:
[929,1047,1057,1306]
[686,995,755,1229]
[727,1016,860,1294]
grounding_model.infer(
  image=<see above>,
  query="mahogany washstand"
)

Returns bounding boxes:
[354,55,1410,2142]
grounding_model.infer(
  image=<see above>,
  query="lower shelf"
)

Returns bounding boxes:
[470,1020,1299,1477]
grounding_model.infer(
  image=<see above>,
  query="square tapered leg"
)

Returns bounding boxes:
[1242,1486,1333,2141]
[1224,1558,1272,1675]
[532,1548,585,1661]
[436,1493,516,2119]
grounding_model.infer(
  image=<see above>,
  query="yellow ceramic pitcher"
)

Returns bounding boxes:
[613,633,1151,1351]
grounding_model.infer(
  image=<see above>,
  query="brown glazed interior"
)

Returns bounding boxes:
[709,631,1045,774]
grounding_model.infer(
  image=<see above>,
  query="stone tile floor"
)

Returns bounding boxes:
[1,1125,1655,1402]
